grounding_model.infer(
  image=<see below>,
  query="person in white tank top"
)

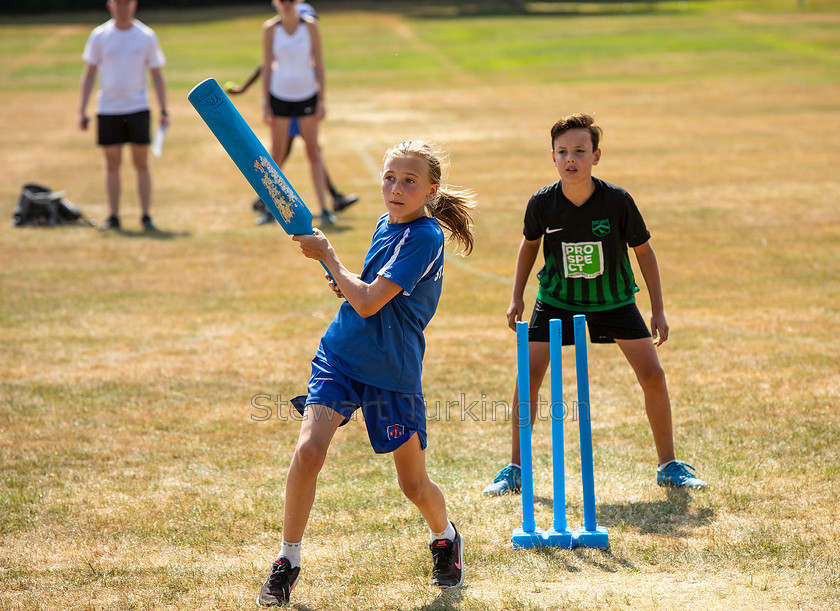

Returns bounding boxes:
[262,0,333,224]
[226,4,358,225]
[269,16,319,102]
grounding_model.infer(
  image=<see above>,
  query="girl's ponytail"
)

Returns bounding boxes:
[384,140,476,256]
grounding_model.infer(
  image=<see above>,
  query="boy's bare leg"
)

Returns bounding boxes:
[103,145,122,217]
[131,143,152,217]
[615,337,676,466]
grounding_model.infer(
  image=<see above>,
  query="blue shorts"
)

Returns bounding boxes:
[288,115,300,138]
[295,355,427,454]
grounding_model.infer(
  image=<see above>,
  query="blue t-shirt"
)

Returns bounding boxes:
[316,214,445,394]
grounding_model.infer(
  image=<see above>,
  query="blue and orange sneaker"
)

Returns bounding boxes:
[657,461,707,489]
[482,464,521,496]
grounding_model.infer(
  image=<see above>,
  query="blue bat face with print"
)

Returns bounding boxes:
[188,78,314,236]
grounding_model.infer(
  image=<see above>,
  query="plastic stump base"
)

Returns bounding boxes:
[572,526,610,549]
[512,527,548,549]
[512,526,608,550]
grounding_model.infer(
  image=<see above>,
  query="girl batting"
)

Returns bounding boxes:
[258,141,476,606]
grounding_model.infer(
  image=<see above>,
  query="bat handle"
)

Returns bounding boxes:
[320,261,334,281]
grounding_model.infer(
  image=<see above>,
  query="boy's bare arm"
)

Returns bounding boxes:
[78,64,97,129]
[507,237,541,330]
[633,240,669,345]
[150,67,168,127]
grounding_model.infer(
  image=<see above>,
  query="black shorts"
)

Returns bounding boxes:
[528,300,651,345]
[270,93,319,118]
[98,111,151,146]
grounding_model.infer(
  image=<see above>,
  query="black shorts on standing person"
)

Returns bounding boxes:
[97,111,151,146]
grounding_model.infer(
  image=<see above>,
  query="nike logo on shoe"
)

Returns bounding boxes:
[545,227,563,234]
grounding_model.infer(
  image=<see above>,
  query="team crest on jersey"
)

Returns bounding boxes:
[592,219,610,237]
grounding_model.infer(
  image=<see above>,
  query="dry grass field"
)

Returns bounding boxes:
[2,1,839,609]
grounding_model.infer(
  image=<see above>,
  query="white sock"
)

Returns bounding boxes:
[510,463,521,469]
[431,521,456,543]
[279,539,302,568]
[658,459,676,470]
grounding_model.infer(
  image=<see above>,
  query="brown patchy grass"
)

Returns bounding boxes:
[2,2,840,610]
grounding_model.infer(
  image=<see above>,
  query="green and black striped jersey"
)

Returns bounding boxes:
[523,178,650,312]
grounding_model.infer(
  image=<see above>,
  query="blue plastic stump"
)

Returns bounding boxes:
[571,315,609,549]
[512,321,545,548]
[545,318,573,548]
[512,317,608,550]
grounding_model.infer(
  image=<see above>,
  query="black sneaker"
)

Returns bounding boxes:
[252,197,267,212]
[333,193,359,212]
[99,215,120,231]
[257,558,300,606]
[141,215,158,231]
[430,522,464,588]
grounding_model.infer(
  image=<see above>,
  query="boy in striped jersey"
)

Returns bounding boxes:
[483,114,706,495]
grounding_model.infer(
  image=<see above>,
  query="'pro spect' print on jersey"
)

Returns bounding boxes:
[562,242,604,279]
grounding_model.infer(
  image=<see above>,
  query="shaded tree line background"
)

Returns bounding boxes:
[2,0,264,13]
[1,0,675,17]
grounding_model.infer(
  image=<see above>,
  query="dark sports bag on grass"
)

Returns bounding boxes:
[12,184,92,227]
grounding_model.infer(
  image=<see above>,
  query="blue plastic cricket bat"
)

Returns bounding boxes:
[187,77,314,235]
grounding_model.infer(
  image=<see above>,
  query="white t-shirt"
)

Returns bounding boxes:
[269,21,319,102]
[82,19,165,115]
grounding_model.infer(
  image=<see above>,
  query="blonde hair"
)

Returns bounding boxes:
[383,141,476,256]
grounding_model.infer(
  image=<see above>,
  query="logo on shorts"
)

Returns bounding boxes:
[386,423,406,440]
[592,219,610,237]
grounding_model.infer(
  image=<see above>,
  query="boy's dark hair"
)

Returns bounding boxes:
[550,113,602,151]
